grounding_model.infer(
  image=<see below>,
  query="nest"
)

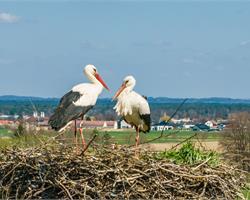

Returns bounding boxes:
[0,145,246,199]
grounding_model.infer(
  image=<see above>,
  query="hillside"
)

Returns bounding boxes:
[1,95,250,104]
[0,95,58,102]
[1,95,250,121]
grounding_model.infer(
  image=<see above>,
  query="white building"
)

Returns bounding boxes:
[40,112,45,118]
[151,125,173,131]
[76,120,118,130]
[151,121,174,131]
[33,111,38,118]
[205,120,217,128]
[182,124,195,129]
[171,118,191,124]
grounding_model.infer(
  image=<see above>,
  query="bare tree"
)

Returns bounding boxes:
[222,112,250,171]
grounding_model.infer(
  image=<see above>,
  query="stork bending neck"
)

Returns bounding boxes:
[118,84,135,99]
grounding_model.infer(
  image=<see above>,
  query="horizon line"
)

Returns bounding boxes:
[1,94,250,101]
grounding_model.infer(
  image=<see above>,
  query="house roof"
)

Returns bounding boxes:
[76,120,116,127]
[38,120,49,126]
[193,123,210,130]
[0,120,14,125]
[26,117,38,123]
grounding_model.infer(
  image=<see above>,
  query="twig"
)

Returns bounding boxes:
[81,133,97,155]
[55,179,73,200]
[129,98,188,147]
[192,157,211,171]
[0,146,246,199]
[170,132,198,150]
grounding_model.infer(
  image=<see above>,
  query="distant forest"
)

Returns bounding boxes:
[1,96,250,123]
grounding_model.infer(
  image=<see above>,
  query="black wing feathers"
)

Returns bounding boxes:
[140,114,151,133]
[49,91,93,131]
[139,97,151,133]
[59,91,81,107]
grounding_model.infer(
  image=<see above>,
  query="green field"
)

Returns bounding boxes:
[55,129,222,147]
[94,130,222,145]
[0,128,222,148]
[0,127,14,138]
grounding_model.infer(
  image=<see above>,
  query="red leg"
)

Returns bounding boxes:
[135,128,140,156]
[74,120,79,153]
[79,116,87,150]
[135,128,140,147]
[79,127,86,149]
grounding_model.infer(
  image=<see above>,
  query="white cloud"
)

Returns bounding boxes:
[0,12,20,23]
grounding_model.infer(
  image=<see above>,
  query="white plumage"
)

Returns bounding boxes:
[49,64,109,150]
[114,91,150,132]
[113,75,151,147]
[72,83,103,107]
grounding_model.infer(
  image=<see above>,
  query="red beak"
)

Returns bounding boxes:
[95,73,110,91]
[113,83,126,100]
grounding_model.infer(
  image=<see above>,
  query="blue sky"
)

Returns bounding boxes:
[1,1,250,99]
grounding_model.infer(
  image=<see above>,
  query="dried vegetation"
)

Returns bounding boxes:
[0,143,247,199]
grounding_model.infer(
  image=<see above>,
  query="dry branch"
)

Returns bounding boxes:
[0,145,247,199]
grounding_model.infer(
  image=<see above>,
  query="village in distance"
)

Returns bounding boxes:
[1,95,249,137]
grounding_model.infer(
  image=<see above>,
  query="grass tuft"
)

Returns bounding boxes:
[154,141,219,166]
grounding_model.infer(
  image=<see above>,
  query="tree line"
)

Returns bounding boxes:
[1,100,250,122]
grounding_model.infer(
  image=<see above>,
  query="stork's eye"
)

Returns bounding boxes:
[125,80,129,84]
[93,68,97,73]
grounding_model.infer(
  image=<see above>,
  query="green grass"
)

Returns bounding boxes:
[242,187,250,200]
[242,175,250,200]
[0,127,14,138]
[0,127,58,149]
[152,141,219,166]
[54,129,221,146]
[0,128,222,148]
[0,133,55,149]
[96,130,222,145]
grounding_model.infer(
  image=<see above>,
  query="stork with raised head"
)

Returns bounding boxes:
[49,64,109,150]
[113,75,151,148]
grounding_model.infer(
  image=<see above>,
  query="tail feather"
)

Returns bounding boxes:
[49,109,71,131]
[49,105,93,132]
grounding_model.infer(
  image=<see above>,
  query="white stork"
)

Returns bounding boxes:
[49,64,109,149]
[113,75,151,148]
